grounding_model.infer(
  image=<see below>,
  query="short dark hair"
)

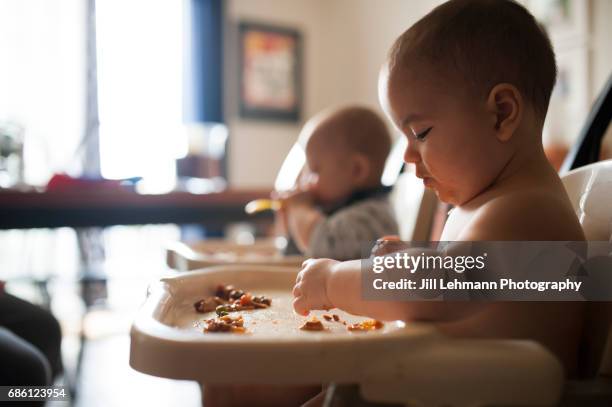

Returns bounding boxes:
[388,0,556,121]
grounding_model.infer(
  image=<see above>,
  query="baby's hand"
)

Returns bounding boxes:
[272,173,318,208]
[292,258,338,316]
[277,189,314,209]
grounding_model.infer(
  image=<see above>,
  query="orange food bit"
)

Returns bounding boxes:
[239,293,252,306]
[347,319,384,332]
[300,316,325,331]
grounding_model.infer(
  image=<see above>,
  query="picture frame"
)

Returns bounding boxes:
[238,22,302,121]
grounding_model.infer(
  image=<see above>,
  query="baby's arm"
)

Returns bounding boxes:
[279,191,323,252]
[293,255,485,322]
[286,203,323,252]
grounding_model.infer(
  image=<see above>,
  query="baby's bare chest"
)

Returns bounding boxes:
[439,208,475,241]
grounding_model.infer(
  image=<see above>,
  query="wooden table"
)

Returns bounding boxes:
[0,189,273,229]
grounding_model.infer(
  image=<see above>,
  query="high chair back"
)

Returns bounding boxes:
[561,159,612,378]
[389,170,438,241]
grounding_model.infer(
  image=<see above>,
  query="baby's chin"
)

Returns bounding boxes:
[435,186,483,207]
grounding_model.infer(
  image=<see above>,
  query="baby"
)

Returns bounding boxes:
[293,0,586,385]
[279,106,398,261]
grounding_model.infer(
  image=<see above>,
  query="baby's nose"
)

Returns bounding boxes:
[403,141,421,164]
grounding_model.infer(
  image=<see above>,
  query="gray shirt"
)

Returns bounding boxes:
[307,194,398,261]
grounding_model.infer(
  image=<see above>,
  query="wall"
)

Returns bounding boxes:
[224,0,441,188]
[224,0,328,188]
[225,0,612,188]
[591,0,612,99]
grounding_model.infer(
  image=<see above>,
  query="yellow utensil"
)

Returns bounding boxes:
[245,199,282,215]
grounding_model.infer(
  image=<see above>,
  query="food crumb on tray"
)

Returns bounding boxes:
[300,314,383,333]
[300,316,325,331]
[193,284,385,335]
[193,284,272,334]
[202,314,246,333]
[347,319,384,332]
[194,284,272,316]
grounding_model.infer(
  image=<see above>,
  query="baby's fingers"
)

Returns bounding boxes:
[301,258,316,268]
[292,283,302,297]
[293,296,310,316]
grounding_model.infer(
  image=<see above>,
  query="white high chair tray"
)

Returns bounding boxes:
[130,265,436,384]
[166,239,305,271]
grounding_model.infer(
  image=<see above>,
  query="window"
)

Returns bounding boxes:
[0,0,85,185]
[96,0,185,192]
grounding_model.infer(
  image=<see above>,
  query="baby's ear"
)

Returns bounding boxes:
[351,153,371,184]
[486,83,523,142]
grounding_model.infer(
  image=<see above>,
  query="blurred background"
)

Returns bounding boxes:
[0,0,610,406]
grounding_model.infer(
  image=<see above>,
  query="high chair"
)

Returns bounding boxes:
[556,74,612,405]
[135,162,612,407]
[557,159,612,406]
[130,263,567,407]
[136,255,608,407]
[166,237,305,270]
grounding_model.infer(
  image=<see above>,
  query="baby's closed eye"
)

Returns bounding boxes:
[412,126,433,141]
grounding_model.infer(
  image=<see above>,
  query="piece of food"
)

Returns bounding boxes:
[300,316,325,331]
[322,314,332,321]
[193,284,272,315]
[347,319,384,332]
[202,314,246,333]
[213,293,272,316]
[215,284,243,300]
[332,314,340,322]
[245,199,282,214]
[193,296,225,313]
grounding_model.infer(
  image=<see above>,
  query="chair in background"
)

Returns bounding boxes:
[559,159,612,406]
[166,136,440,271]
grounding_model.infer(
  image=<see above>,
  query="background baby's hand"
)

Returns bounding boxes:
[277,189,314,209]
[273,172,319,207]
[292,258,338,316]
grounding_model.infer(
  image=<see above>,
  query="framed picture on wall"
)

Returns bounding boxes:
[238,22,302,121]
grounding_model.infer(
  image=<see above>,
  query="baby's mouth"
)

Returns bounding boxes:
[416,171,431,181]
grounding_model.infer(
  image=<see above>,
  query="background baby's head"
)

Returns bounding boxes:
[379,0,557,205]
[299,106,391,206]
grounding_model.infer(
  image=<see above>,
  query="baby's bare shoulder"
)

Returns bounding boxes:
[460,189,584,241]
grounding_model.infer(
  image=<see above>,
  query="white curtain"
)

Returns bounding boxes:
[0,0,86,185]
[0,0,185,190]
[96,0,185,192]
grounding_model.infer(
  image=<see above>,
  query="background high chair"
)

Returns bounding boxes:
[553,75,612,405]
[166,136,440,271]
[559,160,612,406]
